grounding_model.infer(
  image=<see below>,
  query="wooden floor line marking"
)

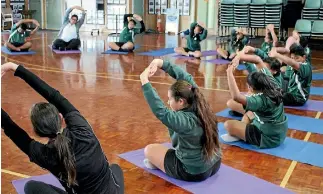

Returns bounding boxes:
[280,111,321,188]
[1,169,31,178]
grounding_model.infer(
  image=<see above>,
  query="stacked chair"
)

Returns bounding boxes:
[234,0,250,27]
[265,0,283,29]
[301,0,321,21]
[311,20,323,37]
[295,19,312,37]
[219,0,235,36]
[320,2,323,20]
[249,0,266,35]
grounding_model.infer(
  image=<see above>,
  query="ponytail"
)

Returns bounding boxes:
[247,72,283,105]
[54,133,77,186]
[191,88,221,161]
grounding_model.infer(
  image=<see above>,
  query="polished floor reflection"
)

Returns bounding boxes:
[1,31,323,194]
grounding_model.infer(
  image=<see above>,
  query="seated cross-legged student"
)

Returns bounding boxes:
[5,19,40,52]
[223,55,288,149]
[269,46,312,106]
[174,21,207,58]
[216,28,249,61]
[108,14,145,52]
[139,59,221,182]
[260,24,278,54]
[52,6,86,51]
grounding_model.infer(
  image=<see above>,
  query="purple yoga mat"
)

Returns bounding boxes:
[12,174,65,194]
[285,100,323,112]
[203,58,231,64]
[48,45,81,54]
[119,143,294,194]
[173,50,217,59]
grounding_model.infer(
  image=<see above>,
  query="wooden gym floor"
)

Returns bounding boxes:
[1,31,323,194]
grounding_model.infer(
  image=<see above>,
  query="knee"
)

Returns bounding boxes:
[224,120,234,134]
[195,51,202,57]
[25,42,32,47]
[226,99,235,108]
[4,42,8,47]
[144,144,156,158]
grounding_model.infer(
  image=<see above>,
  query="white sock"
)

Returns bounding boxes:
[221,134,240,142]
[143,158,157,170]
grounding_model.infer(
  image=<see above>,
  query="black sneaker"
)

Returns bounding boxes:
[229,110,243,117]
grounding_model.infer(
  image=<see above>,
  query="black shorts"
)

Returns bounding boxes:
[245,124,262,146]
[115,42,134,51]
[9,42,29,52]
[184,47,200,53]
[164,149,221,182]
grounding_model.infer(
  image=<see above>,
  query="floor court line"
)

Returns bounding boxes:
[280,111,322,188]
[1,169,31,178]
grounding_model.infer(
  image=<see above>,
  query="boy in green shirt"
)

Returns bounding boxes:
[217,28,249,61]
[223,55,288,148]
[5,19,40,52]
[269,46,312,106]
[139,59,221,182]
[108,14,145,52]
[174,21,207,58]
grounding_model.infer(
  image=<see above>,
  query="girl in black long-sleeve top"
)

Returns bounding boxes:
[1,62,124,194]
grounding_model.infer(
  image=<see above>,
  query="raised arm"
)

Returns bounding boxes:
[30,19,40,35]
[76,6,86,27]
[133,14,145,33]
[2,63,77,117]
[158,59,197,87]
[227,56,247,105]
[63,7,74,24]
[123,14,133,27]
[1,109,33,156]
[197,21,207,40]
[189,22,198,36]
[269,48,301,70]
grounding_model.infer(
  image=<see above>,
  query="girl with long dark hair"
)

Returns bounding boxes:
[223,56,288,148]
[1,62,124,194]
[139,59,221,182]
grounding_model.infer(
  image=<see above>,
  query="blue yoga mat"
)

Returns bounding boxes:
[217,122,323,168]
[216,108,323,134]
[137,48,175,57]
[311,87,323,96]
[312,73,323,80]
[1,46,36,55]
[285,100,323,112]
[119,143,294,194]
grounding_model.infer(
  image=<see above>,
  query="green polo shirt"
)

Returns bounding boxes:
[186,22,208,51]
[9,24,30,44]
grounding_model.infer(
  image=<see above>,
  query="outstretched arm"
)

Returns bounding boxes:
[75,6,86,27]
[62,7,74,24]
[269,48,301,70]
[227,56,247,105]
[198,21,207,40]
[1,109,33,156]
[30,19,40,35]
[267,24,278,46]
[2,63,78,117]
[133,14,145,33]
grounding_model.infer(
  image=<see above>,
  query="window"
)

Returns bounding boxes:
[107,0,127,32]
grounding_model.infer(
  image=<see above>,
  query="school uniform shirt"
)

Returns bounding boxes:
[60,23,78,42]
[228,29,249,55]
[284,61,312,104]
[1,66,117,194]
[119,14,145,43]
[305,47,311,63]
[260,41,273,54]
[245,68,288,148]
[186,22,208,51]
[142,61,221,175]
[9,24,30,44]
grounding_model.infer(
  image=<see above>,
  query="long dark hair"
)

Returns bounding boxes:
[170,80,220,161]
[263,57,281,76]
[30,102,77,186]
[247,72,283,105]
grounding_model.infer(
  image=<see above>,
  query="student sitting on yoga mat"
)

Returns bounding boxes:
[5,19,40,52]
[52,6,86,51]
[216,28,249,61]
[174,21,207,58]
[269,46,312,106]
[108,14,145,52]
[260,24,278,54]
[139,59,221,182]
[223,55,288,148]
[1,62,124,194]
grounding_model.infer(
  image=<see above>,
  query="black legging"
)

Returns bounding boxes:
[52,39,81,50]
[24,164,124,194]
